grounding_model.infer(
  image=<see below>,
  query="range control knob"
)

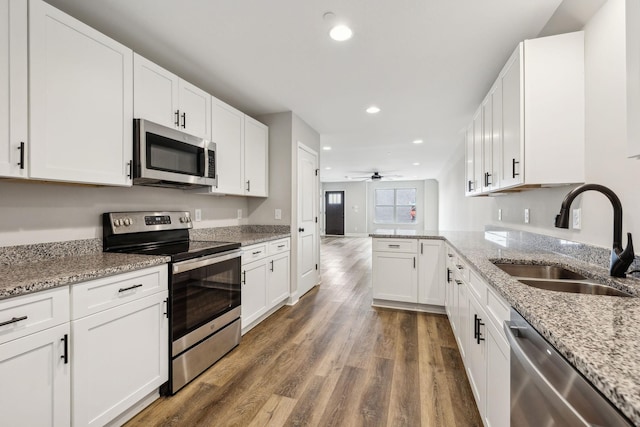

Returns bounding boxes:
[179,217,185,223]
[113,219,122,227]
[124,218,132,226]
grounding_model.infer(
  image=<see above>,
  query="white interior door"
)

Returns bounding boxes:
[297,143,318,297]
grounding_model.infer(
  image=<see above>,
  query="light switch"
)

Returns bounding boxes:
[498,209,502,221]
[572,208,581,229]
[275,209,282,220]
[237,209,242,219]
[194,209,202,222]
[524,208,530,224]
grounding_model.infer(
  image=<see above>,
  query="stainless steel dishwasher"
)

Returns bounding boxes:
[504,308,633,427]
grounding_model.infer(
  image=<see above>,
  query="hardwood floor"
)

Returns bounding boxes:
[126,237,482,427]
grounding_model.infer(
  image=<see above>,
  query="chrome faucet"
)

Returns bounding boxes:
[555,184,634,277]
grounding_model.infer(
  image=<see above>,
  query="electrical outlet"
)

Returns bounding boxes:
[275,209,282,220]
[498,209,502,221]
[194,209,202,222]
[237,209,242,219]
[524,208,530,224]
[572,208,581,229]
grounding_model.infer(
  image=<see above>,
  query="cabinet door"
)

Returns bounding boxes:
[0,323,70,427]
[29,0,133,186]
[211,97,245,195]
[178,79,211,139]
[491,79,503,190]
[467,296,488,420]
[464,123,474,195]
[71,291,168,427]
[241,259,268,329]
[417,240,445,306]
[372,251,418,302]
[472,107,483,194]
[244,115,269,197]
[501,45,524,188]
[268,252,290,307]
[0,0,27,178]
[133,53,179,129]
[486,326,510,427]
[482,94,493,192]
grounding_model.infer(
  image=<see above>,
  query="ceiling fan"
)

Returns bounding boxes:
[347,171,402,181]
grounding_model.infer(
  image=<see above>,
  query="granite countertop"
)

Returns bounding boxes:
[0,252,170,300]
[190,225,291,246]
[371,229,640,425]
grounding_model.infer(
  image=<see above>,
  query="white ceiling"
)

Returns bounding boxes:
[44,0,600,182]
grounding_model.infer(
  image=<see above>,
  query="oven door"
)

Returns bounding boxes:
[170,250,241,356]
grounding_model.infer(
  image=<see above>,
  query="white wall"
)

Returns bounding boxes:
[488,0,639,250]
[321,181,368,235]
[0,180,248,246]
[437,146,494,231]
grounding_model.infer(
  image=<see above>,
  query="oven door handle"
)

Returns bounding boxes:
[504,320,591,427]
[172,249,242,274]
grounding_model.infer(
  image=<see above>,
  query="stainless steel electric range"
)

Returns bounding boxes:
[103,211,242,394]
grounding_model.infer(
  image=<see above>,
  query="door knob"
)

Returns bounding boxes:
[298,227,305,232]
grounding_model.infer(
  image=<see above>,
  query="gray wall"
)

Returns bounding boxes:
[0,180,248,246]
[321,181,368,235]
[438,0,640,252]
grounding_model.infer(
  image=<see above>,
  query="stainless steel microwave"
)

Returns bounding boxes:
[133,119,216,189]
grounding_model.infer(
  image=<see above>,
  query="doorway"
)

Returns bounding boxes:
[325,191,345,235]
[297,143,319,298]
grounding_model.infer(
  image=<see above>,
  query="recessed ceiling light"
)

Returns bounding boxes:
[323,146,332,151]
[366,106,380,114]
[329,24,353,41]
[413,162,420,166]
[325,166,332,170]
[413,139,424,144]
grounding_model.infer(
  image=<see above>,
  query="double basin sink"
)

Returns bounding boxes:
[494,263,632,297]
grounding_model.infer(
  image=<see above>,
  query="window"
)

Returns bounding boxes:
[374,188,417,224]
[327,192,342,205]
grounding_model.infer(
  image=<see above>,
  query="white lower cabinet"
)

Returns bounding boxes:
[0,322,70,426]
[443,244,510,427]
[372,238,445,309]
[241,238,291,332]
[71,291,168,427]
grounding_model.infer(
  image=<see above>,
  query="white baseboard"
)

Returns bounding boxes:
[372,299,446,315]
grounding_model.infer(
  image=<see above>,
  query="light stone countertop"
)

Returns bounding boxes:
[190,225,291,246]
[0,252,170,300]
[371,229,640,425]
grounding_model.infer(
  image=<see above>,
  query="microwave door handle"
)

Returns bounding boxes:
[200,148,206,178]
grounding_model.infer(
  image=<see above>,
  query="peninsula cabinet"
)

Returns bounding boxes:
[0,0,28,179]
[466,31,585,196]
[372,238,445,311]
[133,53,211,140]
[29,0,134,186]
[0,287,70,427]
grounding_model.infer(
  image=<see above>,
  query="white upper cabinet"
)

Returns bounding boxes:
[29,0,133,186]
[133,53,211,140]
[467,31,585,196]
[244,115,269,197]
[627,0,640,158]
[464,124,474,196]
[0,0,27,179]
[209,97,245,195]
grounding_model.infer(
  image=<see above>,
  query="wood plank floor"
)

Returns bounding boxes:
[126,237,482,427]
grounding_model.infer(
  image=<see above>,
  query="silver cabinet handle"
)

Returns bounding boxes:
[0,315,28,327]
[388,244,400,248]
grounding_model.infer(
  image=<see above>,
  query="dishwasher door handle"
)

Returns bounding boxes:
[504,320,591,427]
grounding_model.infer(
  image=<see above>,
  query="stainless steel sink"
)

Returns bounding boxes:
[518,279,632,297]
[494,263,586,280]
[494,262,632,297]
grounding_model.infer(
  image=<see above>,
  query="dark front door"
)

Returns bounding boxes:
[325,191,345,235]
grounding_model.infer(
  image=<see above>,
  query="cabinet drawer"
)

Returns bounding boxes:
[71,265,167,319]
[268,238,290,255]
[243,243,268,263]
[453,258,470,283]
[486,286,510,333]
[0,287,69,345]
[468,270,487,305]
[373,238,418,253]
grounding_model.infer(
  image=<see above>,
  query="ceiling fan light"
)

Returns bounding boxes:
[412,139,423,144]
